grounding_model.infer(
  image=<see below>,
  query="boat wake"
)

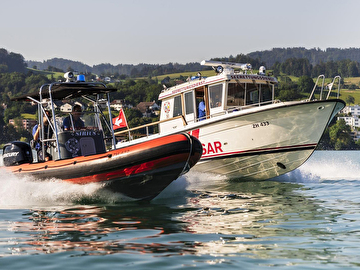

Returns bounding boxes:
[0,166,208,207]
[155,171,227,199]
[0,167,133,208]
[178,152,360,189]
[1,151,359,208]
[274,151,360,182]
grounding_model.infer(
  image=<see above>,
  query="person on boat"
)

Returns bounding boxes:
[63,104,85,130]
[32,109,53,161]
[198,99,206,121]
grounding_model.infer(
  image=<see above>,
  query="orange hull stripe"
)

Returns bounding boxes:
[8,134,189,173]
[64,153,189,184]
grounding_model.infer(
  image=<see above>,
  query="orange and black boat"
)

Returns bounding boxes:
[2,73,202,200]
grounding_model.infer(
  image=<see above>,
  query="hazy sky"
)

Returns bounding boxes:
[1,0,359,66]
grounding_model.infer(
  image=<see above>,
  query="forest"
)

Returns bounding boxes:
[26,47,360,78]
[1,47,360,149]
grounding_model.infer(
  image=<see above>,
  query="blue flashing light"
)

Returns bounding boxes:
[77,74,85,82]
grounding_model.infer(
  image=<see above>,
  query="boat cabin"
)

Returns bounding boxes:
[158,60,278,132]
[11,72,117,162]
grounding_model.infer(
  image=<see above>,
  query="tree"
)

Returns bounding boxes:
[0,49,27,73]
[348,61,359,77]
[277,89,301,101]
[3,105,21,123]
[1,124,19,144]
[328,119,357,150]
[279,58,312,77]
[346,95,355,105]
[298,75,315,93]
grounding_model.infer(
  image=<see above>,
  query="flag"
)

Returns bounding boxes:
[112,108,128,129]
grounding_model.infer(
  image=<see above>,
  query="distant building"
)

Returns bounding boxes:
[136,101,160,117]
[341,105,360,116]
[338,116,360,128]
[110,100,133,111]
[9,118,37,132]
[353,131,360,141]
[338,105,360,141]
[60,101,84,112]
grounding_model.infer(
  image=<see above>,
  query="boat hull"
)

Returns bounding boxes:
[188,99,345,180]
[5,133,202,200]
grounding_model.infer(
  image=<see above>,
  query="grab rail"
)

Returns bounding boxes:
[309,75,325,100]
[308,75,341,101]
[326,75,341,100]
[114,115,187,140]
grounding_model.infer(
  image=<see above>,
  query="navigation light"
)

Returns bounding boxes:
[77,74,85,82]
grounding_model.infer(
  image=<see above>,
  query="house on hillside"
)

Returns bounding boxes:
[9,118,37,132]
[338,116,360,128]
[136,101,160,117]
[60,101,84,112]
[338,105,360,142]
[341,105,360,116]
[110,99,133,111]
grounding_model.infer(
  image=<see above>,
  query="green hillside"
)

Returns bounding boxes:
[27,67,65,80]
[152,70,215,81]
[27,67,360,105]
[162,72,360,105]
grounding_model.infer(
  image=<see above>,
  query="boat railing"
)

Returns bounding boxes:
[114,115,187,140]
[114,96,280,140]
[326,76,341,100]
[308,75,341,101]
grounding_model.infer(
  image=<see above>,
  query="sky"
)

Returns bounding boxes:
[1,0,360,66]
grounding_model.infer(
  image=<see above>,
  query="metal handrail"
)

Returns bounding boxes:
[326,75,341,100]
[114,99,277,140]
[309,75,325,100]
[114,115,187,139]
[115,99,277,140]
[308,75,341,101]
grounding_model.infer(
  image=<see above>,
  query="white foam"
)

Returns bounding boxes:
[273,151,360,182]
[154,171,227,200]
[0,168,131,208]
[1,151,359,207]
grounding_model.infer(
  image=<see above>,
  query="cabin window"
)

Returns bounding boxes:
[261,83,273,103]
[246,83,259,105]
[173,96,182,117]
[184,92,194,114]
[209,84,223,108]
[227,83,245,107]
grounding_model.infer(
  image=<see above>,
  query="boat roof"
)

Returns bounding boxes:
[158,59,278,100]
[11,82,116,101]
[158,72,278,100]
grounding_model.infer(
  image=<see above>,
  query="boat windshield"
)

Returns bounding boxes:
[227,82,273,108]
[227,83,245,107]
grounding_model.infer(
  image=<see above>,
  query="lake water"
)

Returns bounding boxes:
[0,151,360,269]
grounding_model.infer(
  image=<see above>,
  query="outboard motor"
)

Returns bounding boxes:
[2,141,33,166]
